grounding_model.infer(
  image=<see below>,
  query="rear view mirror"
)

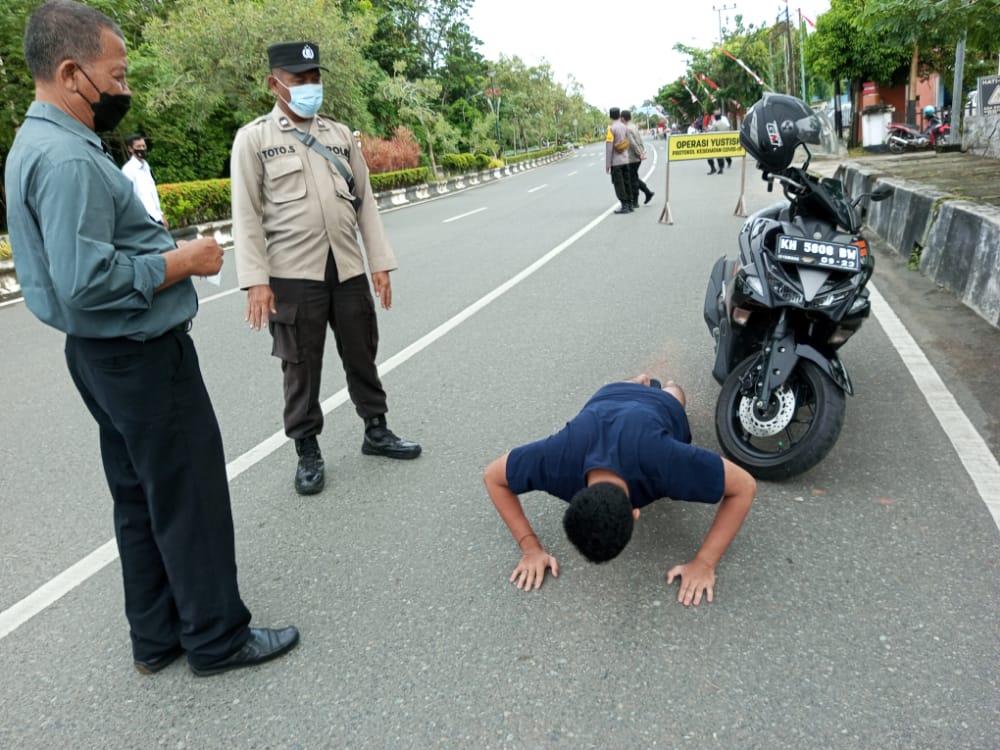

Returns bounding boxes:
[871,184,893,202]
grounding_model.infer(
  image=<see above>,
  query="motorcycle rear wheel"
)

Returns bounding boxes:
[888,138,905,154]
[715,355,846,481]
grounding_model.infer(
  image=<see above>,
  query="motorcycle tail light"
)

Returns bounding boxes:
[852,239,869,257]
[733,306,752,326]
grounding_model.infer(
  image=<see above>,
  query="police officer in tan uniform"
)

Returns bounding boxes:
[231,41,421,497]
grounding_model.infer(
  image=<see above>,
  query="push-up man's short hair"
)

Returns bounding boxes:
[563,482,634,563]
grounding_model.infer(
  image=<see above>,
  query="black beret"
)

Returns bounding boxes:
[267,41,329,73]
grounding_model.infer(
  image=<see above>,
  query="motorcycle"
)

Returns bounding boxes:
[703,93,893,480]
[886,113,950,153]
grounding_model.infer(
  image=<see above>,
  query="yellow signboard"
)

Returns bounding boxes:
[668,132,744,161]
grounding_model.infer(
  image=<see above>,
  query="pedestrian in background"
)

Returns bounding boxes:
[121,133,167,227]
[230,41,421,497]
[5,0,299,676]
[621,110,654,206]
[708,110,732,175]
[605,107,635,214]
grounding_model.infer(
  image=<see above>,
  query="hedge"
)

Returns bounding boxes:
[154,148,558,228]
[158,179,231,228]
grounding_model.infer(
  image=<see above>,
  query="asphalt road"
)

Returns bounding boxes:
[1,142,998,750]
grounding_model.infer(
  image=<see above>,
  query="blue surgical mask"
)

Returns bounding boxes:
[278,81,323,118]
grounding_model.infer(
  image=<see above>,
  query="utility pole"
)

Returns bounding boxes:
[712,4,735,117]
[712,3,736,44]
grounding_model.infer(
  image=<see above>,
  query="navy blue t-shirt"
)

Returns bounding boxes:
[506,382,725,508]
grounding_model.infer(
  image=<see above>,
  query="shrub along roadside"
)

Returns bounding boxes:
[154,147,560,227]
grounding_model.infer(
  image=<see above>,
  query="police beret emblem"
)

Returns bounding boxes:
[302,45,315,60]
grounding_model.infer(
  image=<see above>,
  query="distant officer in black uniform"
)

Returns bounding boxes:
[230,41,421,497]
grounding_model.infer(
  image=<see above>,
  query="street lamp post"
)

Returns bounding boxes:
[487,68,502,155]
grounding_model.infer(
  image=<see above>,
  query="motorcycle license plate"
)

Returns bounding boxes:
[774,235,862,273]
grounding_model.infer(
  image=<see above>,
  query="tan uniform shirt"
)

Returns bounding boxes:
[230,106,397,289]
[605,120,632,169]
[625,122,646,163]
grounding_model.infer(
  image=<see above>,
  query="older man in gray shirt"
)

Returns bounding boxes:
[4,0,298,676]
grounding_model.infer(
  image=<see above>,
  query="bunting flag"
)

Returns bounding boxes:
[680,79,699,104]
[698,73,720,91]
[799,9,816,29]
[694,76,717,103]
[719,48,770,89]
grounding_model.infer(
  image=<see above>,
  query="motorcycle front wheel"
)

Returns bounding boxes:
[888,138,905,154]
[715,355,846,481]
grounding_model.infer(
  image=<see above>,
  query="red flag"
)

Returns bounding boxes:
[698,73,720,90]
[799,9,816,28]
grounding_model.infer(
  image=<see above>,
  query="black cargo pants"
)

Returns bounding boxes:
[268,252,388,439]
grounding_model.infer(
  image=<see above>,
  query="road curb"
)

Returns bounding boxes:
[837,161,1000,328]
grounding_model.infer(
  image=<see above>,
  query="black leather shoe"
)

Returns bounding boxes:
[134,644,184,675]
[294,437,325,495]
[644,191,654,205]
[362,416,422,459]
[189,626,300,677]
[614,204,633,214]
[707,168,716,175]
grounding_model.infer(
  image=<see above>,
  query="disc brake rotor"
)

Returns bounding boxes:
[737,385,797,437]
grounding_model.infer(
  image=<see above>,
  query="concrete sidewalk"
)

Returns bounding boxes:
[810,150,1000,329]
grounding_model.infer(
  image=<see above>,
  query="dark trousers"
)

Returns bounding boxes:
[269,253,388,439]
[611,163,634,205]
[64,327,251,666]
[628,161,651,202]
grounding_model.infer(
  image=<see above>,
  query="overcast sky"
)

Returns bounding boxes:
[466,0,832,111]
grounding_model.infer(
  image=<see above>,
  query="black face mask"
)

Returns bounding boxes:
[133,149,147,159]
[77,67,131,132]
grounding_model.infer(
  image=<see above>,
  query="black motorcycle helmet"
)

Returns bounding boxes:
[740,92,822,171]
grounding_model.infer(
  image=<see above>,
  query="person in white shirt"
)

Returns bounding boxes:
[121,134,167,227]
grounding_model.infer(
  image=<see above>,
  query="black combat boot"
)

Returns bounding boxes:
[362,415,422,459]
[294,436,325,495]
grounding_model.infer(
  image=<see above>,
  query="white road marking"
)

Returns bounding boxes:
[527,185,547,193]
[869,283,1000,527]
[0,203,619,641]
[443,207,487,223]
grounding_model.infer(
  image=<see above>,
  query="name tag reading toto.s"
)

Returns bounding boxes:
[774,235,862,273]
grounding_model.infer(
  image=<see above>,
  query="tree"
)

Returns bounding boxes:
[132,0,379,180]
[378,64,444,175]
[805,0,909,146]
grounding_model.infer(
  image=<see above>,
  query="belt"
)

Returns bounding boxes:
[172,319,193,334]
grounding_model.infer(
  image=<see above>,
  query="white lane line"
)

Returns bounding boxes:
[567,171,578,176]
[197,286,241,304]
[443,207,487,223]
[870,282,1000,529]
[0,204,618,642]
[527,185,548,193]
